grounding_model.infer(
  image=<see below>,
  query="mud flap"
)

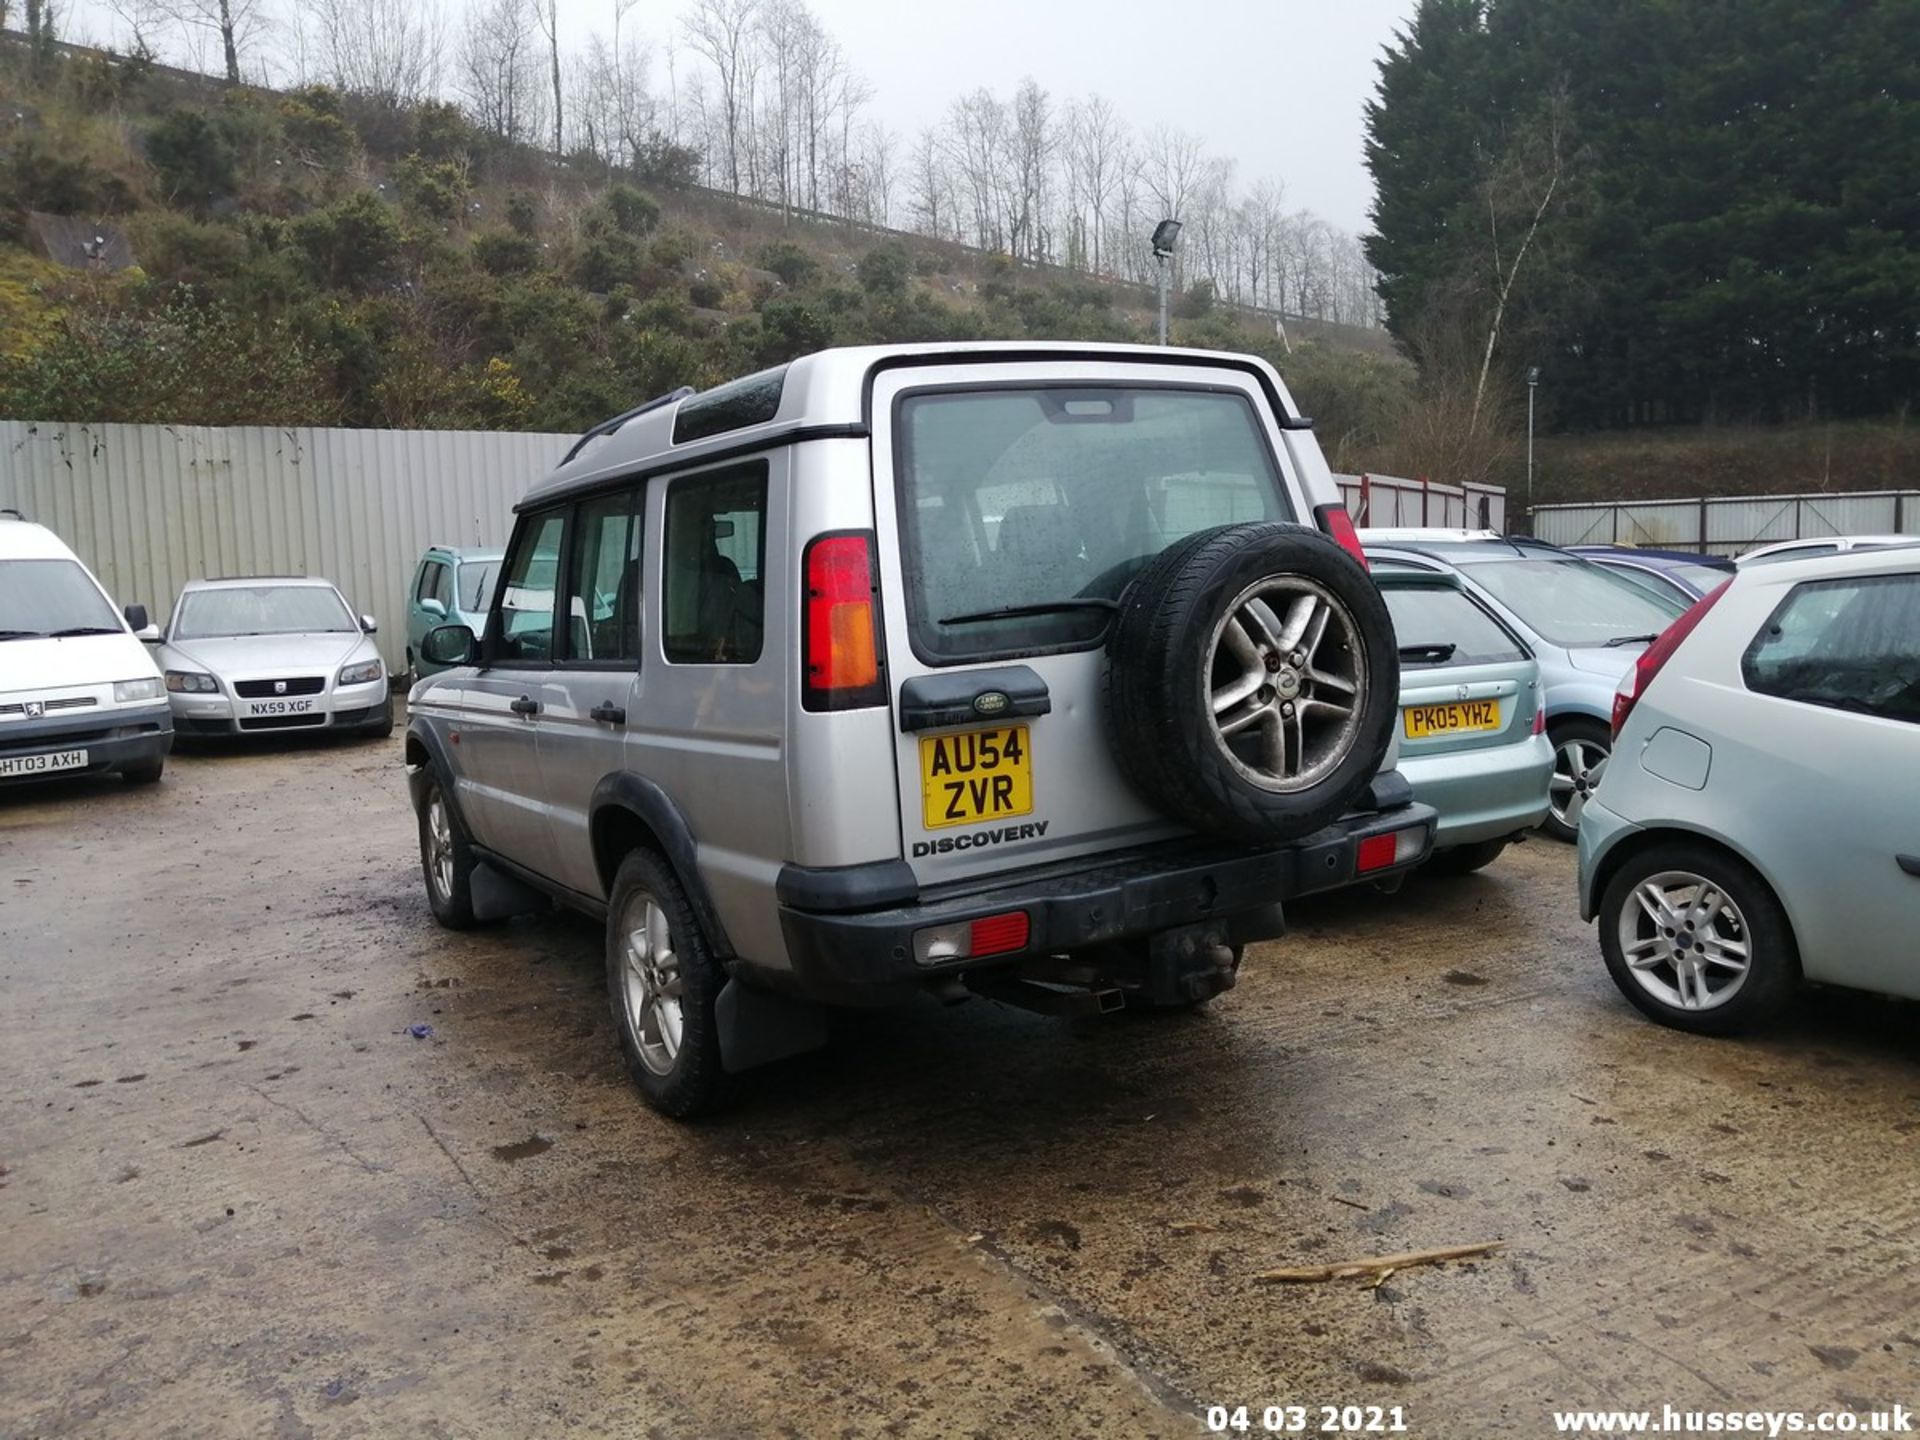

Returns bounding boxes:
[716,977,828,1074]
[470,861,553,922]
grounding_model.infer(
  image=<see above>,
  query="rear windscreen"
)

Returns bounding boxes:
[896,386,1292,661]
[1383,585,1527,668]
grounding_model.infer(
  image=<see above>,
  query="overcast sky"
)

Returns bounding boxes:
[68,0,1418,235]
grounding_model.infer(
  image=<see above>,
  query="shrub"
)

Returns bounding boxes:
[470,227,540,277]
[505,191,539,236]
[411,102,478,163]
[144,111,237,207]
[392,154,469,222]
[756,297,833,364]
[278,90,359,171]
[127,212,248,286]
[858,243,911,298]
[4,133,119,216]
[687,276,724,309]
[602,184,660,236]
[570,232,642,293]
[292,190,403,289]
[755,240,818,289]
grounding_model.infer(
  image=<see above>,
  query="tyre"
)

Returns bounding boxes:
[122,758,165,785]
[605,848,730,1118]
[1424,838,1508,875]
[1544,718,1610,842]
[1104,523,1397,844]
[1597,841,1798,1035]
[417,772,478,930]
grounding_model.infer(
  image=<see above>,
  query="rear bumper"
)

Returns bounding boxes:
[1400,734,1553,850]
[776,801,1437,1004]
[0,703,173,782]
[1575,795,1640,920]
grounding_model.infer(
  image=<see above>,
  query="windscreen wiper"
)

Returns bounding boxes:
[46,626,122,637]
[0,629,46,640]
[1398,642,1457,662]
[937,598,1120,625]
[1603,632,1660,647]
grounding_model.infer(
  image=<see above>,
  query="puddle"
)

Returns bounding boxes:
[491,1135,552,1163]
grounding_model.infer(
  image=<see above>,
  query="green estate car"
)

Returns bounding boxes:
[406,546,503,678]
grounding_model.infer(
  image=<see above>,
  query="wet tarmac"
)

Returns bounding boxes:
[3,737,1917,1438]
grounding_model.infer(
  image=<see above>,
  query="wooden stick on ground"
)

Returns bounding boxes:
[1252,1241,1504,1285]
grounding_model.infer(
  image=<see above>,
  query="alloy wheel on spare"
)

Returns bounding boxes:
[1549,734,1609,831]
[618,890,685,1077]
[1204,576,1366,792]
[1615,869,1752,1013]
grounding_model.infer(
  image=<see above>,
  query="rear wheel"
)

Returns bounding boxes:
[1597,842,1798,1035]
[418,774,477,929]
[1424,838,1508,875]
[1545,718,1611,842]
[605,849,730,1118]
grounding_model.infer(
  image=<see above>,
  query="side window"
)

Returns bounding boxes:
[663,463,768,664]
[414,561,442,605]
[495,511,566,665]
[563,491,642,665]
[1743,574,1920,725]
[431,563,455,608]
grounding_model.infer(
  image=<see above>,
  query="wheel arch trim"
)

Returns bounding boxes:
[589,773,736,960]
[1585,823,1801,959]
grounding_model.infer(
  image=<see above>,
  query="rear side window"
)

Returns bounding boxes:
[1383,585,1527,668]
[896,386,1292,662]
[1743,574,1920,725]
[663,463,767,664]
[495,511,565,664]
[563,492,642,666]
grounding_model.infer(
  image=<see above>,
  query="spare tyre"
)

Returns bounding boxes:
[1103,522,1397,844]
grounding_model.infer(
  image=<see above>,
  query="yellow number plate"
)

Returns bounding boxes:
[1404,699,1502,739]
[919,725,1033,830]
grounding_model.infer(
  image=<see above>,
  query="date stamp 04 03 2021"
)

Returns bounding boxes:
[1207,1405,1411,1435]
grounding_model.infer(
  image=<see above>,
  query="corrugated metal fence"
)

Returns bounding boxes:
[1532,490,1920,557]
[0,422,572,672]
[1335,473,1508,533]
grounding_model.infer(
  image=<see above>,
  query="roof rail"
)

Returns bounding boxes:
[0,507,26,521]
[561,386,697,466]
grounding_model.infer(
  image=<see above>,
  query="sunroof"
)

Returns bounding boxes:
[672,365,788,445]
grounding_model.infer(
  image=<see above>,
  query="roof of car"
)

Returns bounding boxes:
[1737,534,1918,564]
[0,518,83,562]
[1570,545,1733,569]
[1734,541,1920,581]
[424,546,504,562]
[1359,533,1570,561]
[518,342,1303,512]
[183,575,334,588]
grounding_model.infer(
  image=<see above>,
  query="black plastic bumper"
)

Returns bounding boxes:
[777,800,1436,1003]
[0,704,173,782]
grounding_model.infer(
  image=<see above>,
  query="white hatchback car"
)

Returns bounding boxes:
[1579,546,1920,1032]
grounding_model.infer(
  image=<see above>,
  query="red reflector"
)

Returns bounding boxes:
[1315,502,1369,570]
[968,911,1029,958]
[1532,704,1547,736]
[1356,834,1398,874]
[803,533,882,708]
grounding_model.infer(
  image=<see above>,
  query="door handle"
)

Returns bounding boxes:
[1899,855,1920,878]
[509,695,539,717]
[589,701,627,726]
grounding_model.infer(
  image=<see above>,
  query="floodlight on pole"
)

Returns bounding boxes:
[1151,219,1182,345]
[1526,366,1541,505]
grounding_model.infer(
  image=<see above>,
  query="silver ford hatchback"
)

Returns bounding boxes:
[406,343,1435,1116]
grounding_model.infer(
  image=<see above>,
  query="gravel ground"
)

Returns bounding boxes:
[2,733,1916,1439]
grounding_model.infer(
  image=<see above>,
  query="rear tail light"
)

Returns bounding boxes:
[1314,503,1369,570]
[1356,825,1429,875]
[912,910,1031,966]
[802,532,884,711]
[1532,703,1547,736]
[1611,579,1731,739]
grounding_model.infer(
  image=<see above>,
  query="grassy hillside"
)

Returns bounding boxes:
[0,45,1409,467]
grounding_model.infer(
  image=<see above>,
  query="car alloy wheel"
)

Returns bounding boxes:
[1615,869,1751,1012]
[1549,733,1609,830]
[1204,576,1366,792]
[425,792,456,902]
[617,889,685,1077]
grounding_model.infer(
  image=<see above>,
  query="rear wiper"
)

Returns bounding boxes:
[1603,632,1660,648]
[938,598,1120,625]
[46,626,122,637]
[1398,642,1457,662]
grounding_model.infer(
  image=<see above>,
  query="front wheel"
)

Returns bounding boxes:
[1544,718,1611,842]
[417,773,478,930]
[1597,842,1798,1035]
[605,849,731,1118]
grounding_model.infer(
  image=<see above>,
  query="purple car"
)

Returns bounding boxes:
[1567,546,1733,608]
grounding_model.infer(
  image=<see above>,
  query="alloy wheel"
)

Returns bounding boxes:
[426,793,455,901]
[1615,869,1752,1012]
[1549,735,1609,830]
[618,890,685,1076]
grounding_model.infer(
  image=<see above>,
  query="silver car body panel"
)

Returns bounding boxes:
[1580,548,1920,999]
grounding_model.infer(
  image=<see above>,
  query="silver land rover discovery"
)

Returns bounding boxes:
[406,343,1435,1116]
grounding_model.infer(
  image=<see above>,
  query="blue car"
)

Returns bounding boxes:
[1567,545,1733,608]
[406,546,502,678]
[1362,530,1686,843]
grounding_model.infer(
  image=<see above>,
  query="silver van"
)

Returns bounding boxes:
[405,343,1435,1116]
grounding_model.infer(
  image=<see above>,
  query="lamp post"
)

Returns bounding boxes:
[1526,366,1541,504]
[1151,219,1183,346]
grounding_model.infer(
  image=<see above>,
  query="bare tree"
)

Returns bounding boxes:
[104,0,174,59]
[908,126,950,239]
[311,0,444,104]
[1468,96,1569,431]
[683,0,759,193]
[531,0,562,152]
[163,0,266,81]
[1070,94,1123,274]
[459,0,544,143]
[1008,78,1052,262]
